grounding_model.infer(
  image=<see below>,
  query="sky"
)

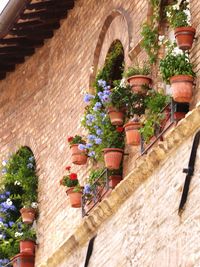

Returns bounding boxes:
[0,0,10,14]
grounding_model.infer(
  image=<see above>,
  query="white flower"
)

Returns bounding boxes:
[0,234,4,239]
[158,35,165,42]
[15,232,23,238]
[119,78,126,87]
[172,4,179,10]
[0,221,3,228]
[31,202,38,209]
[2,160,7,166]
[6,198,12,206]
[14,180,21,186]
[172,47,183,56]
[166,11,171,18]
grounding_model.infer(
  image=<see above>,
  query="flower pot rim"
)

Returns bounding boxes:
[127,75,152,81]
[66,187,83,195]
[107,106,126,113]
[20,207,36,213]
[103,148,124,153]
[124,121,141,128]
[174,26,196,33]
[170,74,194,83]
[11,252,35,261]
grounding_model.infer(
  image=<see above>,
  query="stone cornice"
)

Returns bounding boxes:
[39,102,200,267]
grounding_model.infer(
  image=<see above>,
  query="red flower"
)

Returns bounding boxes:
[116,126,124,133]
[59,179,63,185]
[65,166,71,171]
[67,136,73,143]
[69,173,77,180]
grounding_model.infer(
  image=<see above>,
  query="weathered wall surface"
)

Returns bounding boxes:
[0,0,200,266]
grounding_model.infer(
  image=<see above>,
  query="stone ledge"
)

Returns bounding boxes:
[39,103,200,267]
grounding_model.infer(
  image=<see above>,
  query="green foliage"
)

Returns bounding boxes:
[166,0,190,28]
[95,41,124,87]
[140,90,170,142]
[159,45,195,83]
[123,62,151,78]
[141,23,159,64]
[1,147,38,207]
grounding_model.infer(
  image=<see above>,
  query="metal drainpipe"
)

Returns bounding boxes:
[0,0,29,38]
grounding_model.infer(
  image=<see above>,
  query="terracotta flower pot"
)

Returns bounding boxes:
[66,187,82,208]
[174,26,196,50]
[12,253,35,267]
[20,240,36,255]
[174,112,186,121]
[170,75,194,103]
[20,208,36,225]
[124,121,141,146]
[70,144,87,165]
[127,75,152,94]
[107,107,125,126]
[109,175,122,189]
[103,148,124,170]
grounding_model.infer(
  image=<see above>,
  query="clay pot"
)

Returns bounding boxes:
[127,75,152,94]
[66,187,82,208]
[107,107,125,126]
[103,148,124,170]
[12,253,35,267]
[124,121,141,146]
[20,240,35,255]
[174,112,186,121]
[174,26,196,50]
[109,175,122,188]
[170,75,194,103]
[20,208,36,225]
[70,144,87,165]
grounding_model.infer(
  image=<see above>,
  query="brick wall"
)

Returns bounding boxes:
[0,0,200,266]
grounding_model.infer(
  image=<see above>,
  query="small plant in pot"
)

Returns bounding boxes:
[166,0,196,50]
[68,135,88,165]
[123,62,152,94]
[103,80,132,126]
[60,166,82,208]
[160,43,195,103]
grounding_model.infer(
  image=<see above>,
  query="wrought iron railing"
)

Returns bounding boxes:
[82,169,111,217]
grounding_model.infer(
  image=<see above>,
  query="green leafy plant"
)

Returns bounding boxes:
[123,62,151,78]
[159,44,195,83]
[166,0,191,28]
[1,147,38,208]
[140,90,170,142]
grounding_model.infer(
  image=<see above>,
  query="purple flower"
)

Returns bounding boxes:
[84,93,95,103]
[8,221,14,227]
[102,95,111,103]
[98,92,103,98]
[97,79,107,88]
[86,114,95,124]
[27,163,33,169]
[78,144,86,151]
[93,102,102,111]
[86,143,93,149]
[5,191,10,196]
[83,184,92,195]
[88,134,96,141]
[96,129,102,135]
[1,168,7,174]
[88,151,95,157]
[95,138,102,145]
[28,156,34,162]
[100,112,106,118]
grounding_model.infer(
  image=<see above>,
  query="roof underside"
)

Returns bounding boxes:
[0,0,75,80]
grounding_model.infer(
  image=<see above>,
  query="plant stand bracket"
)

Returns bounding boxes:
[178,129,200,214]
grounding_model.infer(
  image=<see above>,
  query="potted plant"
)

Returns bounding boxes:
[123,62,152,94]
[104,80,132,126]
[0,147,38,225]
[60,166,82,208]
[160,44,195,103]
[68,135,88,165]
[166,0,196,50]
[108,169,122,189]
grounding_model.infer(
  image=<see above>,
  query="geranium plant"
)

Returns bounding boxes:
[67,135,86,146]
[60,166,79,187]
